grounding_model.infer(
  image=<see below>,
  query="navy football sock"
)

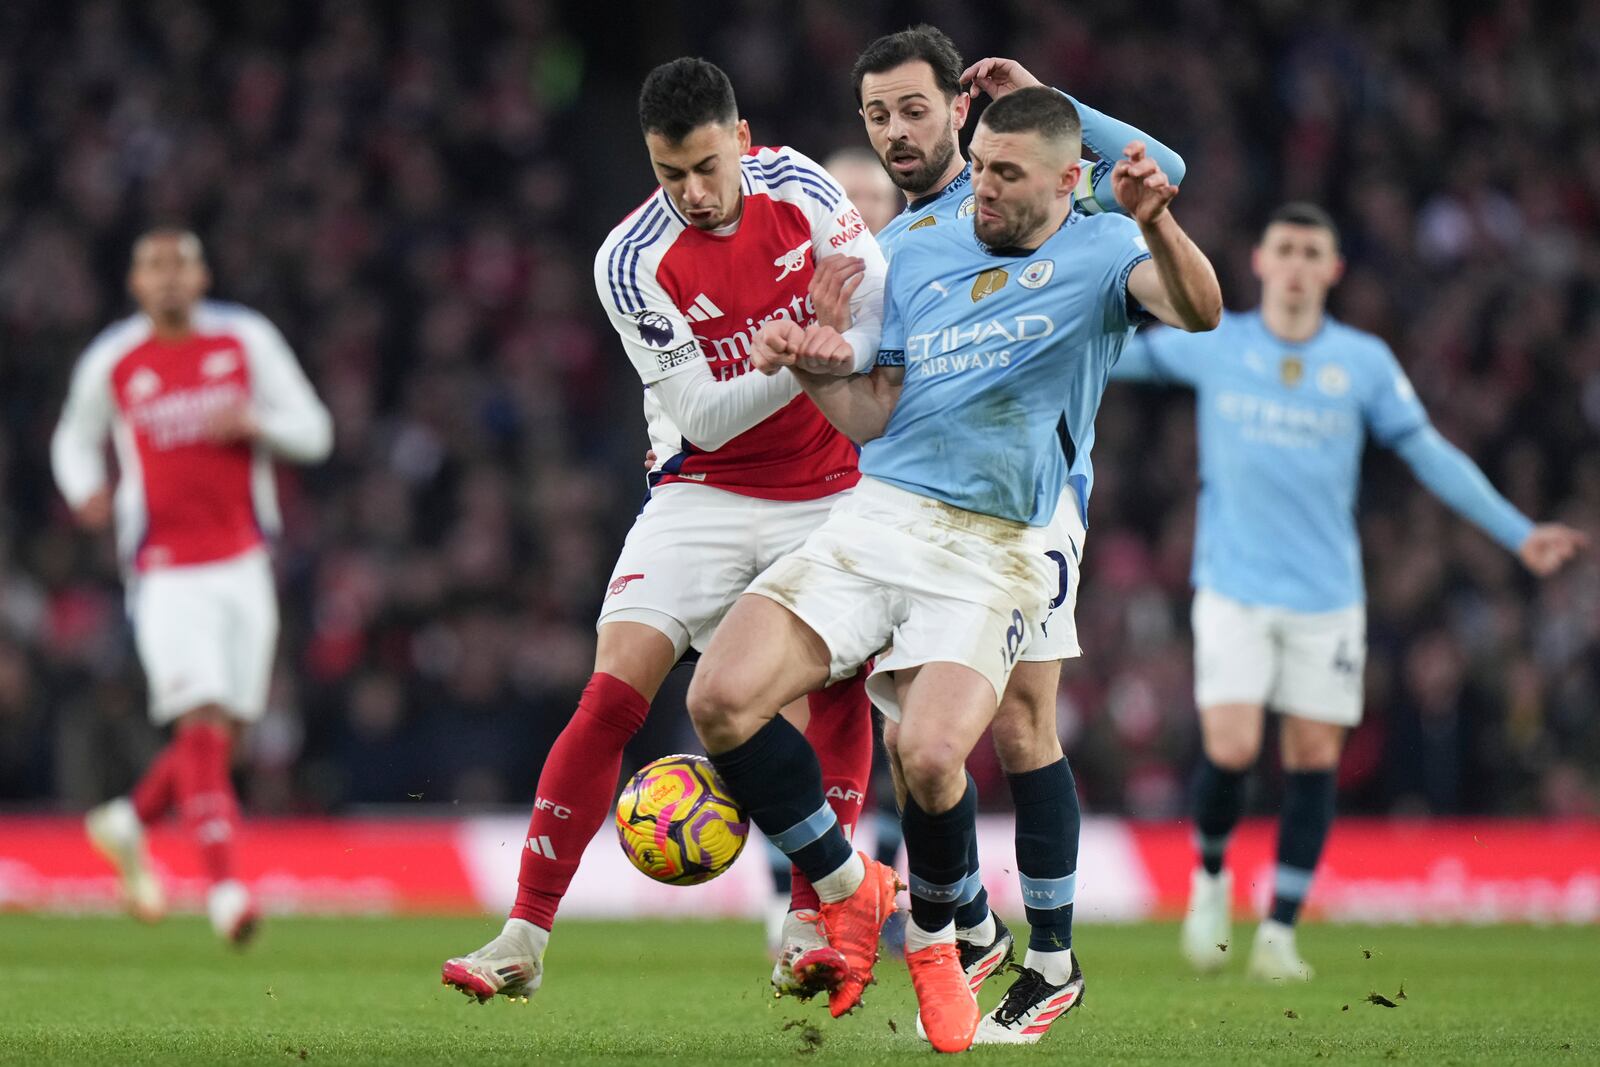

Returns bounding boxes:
[1270,770,1335,925]
[902,781,977,934]
[1010,758,1079,953]
[707,717,853,885]
[951,774,989,929]
[1192,756,1248,876]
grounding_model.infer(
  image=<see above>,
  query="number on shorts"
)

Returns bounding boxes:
[1001,608,1027,667]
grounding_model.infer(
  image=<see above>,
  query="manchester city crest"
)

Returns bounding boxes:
[1018,260,1054,289]
[958,194,976,219]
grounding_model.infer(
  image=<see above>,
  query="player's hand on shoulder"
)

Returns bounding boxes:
[203,400,260,445]
[809,255,865,333]
[1112,140,1180,225]
[749,318,806,375]
[960,57,1042,102]
[1518,523,1589,577]
[793,324,856,376]
[73,488,112,532]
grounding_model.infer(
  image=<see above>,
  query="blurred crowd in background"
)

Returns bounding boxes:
[1,0,1597,820]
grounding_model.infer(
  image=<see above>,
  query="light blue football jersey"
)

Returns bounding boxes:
[1114,310,1435,611]
[860,211,1152,526]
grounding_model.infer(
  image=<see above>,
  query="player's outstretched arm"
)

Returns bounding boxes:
[1392,425,1588,576]
[1118,141,1222,332]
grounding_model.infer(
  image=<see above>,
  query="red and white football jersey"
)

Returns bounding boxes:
[594,145,884,501]
[51,301,332,572]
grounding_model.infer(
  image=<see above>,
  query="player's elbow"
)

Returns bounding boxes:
[1178,287,1223,333]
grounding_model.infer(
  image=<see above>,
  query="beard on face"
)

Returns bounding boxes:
[974,195,1050,250]
[883,125,957,197]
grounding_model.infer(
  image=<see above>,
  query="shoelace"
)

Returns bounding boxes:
[993,964,1054,1025]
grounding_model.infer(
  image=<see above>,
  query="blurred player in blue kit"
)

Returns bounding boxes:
[1111,202,1587,980]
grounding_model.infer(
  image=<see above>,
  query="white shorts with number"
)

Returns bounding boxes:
[1191,587,1367,726]
[746,477,1055,721]
[130,548,279,726]
[597,482,839,658]
[1021,486,1086,662]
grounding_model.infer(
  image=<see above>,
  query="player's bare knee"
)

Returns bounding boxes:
[685,663,760,752]
[1203,733,1259,773]
[897,737,965,810]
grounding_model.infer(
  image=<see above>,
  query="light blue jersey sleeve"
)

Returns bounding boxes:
[1392,427,1534,552]
[1062,94,1187,216]
[1110,324,1202,385]
[1365,342,1532,553]
[875,266,907,368]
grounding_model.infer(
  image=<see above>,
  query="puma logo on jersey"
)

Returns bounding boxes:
[773,239,812,281]
[684,293,725,322]
[928,280,950,297]
[201,350,240,378]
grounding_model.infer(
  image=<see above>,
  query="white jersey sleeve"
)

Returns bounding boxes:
[593,200,802,451]
[232,309,333,463]
[51,322,134,508]
[752,146,887,373]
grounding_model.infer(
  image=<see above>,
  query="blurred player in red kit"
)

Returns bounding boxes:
[52,229,332,944]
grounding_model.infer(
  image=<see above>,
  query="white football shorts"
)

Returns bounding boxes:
[129,547,279,725]
[745,477,1055,721]
[1191,587,1367,726]
[1020,485,1086,662]
[597,481,840,658]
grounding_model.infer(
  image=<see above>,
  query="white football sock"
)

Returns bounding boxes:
[812,852,865,904]
[957,910,996,947]
[905,919,956,955]
[1025,946,1074,986]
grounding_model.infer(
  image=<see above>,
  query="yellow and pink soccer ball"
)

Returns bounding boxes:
[614,754,749,885]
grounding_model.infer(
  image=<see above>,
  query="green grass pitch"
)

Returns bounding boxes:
[1,915,1596,1064]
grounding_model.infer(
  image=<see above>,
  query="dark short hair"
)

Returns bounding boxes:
[850,24,963,104]
[638,57,738,141]
[977,87,1082,154]
[1263,202,1341,249]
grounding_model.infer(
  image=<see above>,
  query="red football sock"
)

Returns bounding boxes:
[172,721,239,884]
[131,738,183,824]
[511,672,651,929]
[789,672,873,912]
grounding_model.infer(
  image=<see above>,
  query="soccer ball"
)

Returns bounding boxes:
[615,754,749,885]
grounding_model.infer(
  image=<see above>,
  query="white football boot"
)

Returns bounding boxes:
[1248,919,1314,981]
[442,918,547,1003]
[85,798,165,923]
[974,954,1086,1045]
[207,879,259,946]
[1180,867,1233,973]
[770,909,846,999]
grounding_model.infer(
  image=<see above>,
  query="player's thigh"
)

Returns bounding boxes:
[130,566,232,726]
[1020,486,1085,664]
[992,658,1064,774]
[221,550,280,723]
[597,484,760,659]
[688,592,834,732]
[777,695,811,734]
[894,661,1001,810]
[1270,602,1366,731]
[1192,588,1276,715]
